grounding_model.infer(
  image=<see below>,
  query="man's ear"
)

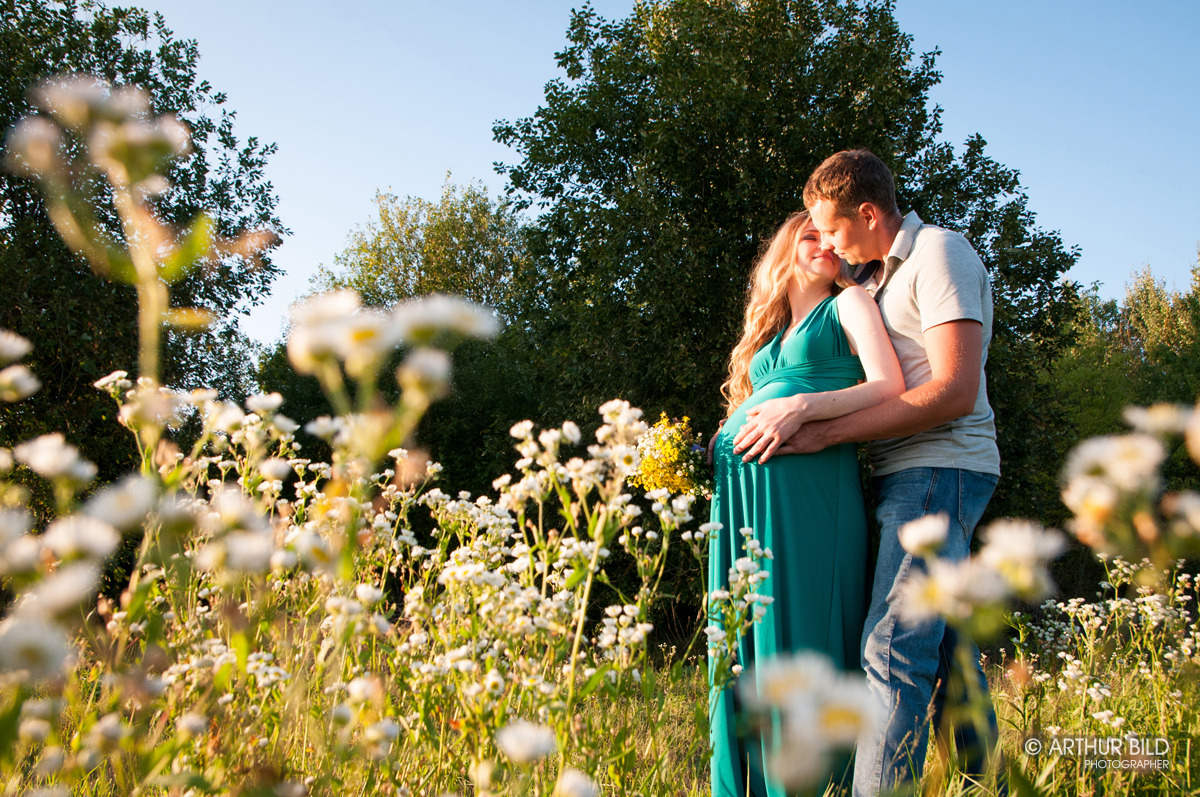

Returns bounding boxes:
[858,202,880,229]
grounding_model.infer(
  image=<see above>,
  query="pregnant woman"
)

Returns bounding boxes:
[708,210,902,796]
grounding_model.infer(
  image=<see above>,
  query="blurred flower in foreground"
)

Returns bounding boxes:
[0,364,40,402]
[494,719,556,764]
[741,651,882,791]
[0,329,33,364]
[897,512,949,558]
[14,433,96,485]
[0,617,73,681]
[895,515,1065,636]
[554,768,600,797]
[1061,403,1200,565]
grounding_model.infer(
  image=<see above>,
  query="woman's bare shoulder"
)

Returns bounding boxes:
[835,285,876,315]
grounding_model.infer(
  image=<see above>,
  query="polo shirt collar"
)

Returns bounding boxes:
[875,210,924,293]
[886,211,924,267]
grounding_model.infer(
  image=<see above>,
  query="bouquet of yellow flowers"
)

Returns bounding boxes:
[633,413,713,499]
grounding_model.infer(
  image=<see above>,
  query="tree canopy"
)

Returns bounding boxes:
[0,0,282,479]
[1055,263,1200,495]
[314,180,524,317]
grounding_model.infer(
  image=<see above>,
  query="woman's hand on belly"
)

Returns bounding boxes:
[731,394,809,464]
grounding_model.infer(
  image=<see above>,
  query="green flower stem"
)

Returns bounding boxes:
[563,506,610,763]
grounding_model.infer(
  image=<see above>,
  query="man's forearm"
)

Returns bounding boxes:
[790,377,973,453]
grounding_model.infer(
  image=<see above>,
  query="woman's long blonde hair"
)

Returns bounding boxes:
[720,211,854,415]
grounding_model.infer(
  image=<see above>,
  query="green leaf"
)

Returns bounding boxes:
[1007,759,1047,797]
[563,567,588,591]
[0,693,22,766]
[213,660,233,692]
[231,630,250,673]
[578,664,610,699]
[159,213,214,284]
[150,772,213,791]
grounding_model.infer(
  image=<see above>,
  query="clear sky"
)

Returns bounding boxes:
[132,0,1200,344]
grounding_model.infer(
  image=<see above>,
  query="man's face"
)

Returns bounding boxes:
[808,199,874,266]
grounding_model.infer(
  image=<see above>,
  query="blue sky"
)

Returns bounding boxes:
[133,0,1200,344]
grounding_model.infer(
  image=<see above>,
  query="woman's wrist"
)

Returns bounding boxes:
[788,394,810,423]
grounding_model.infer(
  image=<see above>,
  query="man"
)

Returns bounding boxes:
[732,149,1001,794]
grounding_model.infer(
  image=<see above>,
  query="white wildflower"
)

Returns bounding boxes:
[305,415,344,440]
[287,290,361,374]
[397,347,452,402]
[177,712,208,739]
[806,678,884,746]
[1064,434,1164,493]
[14,433,96,483]
[392,294,499,344]
[93,370,132,396]
[4,115,66,178]
[0,364,41,401]
[355,583,385,605]
[746,651,837,709]
[245,392,284,413]
[18,562,100,619]
[978,520,1066,600]
[0,617,72,681]
[221,531,274,573]
[87,713,130,753]
[259,458,293,482]
[293,531,335,571]
[898,513,949,557]
[0,330,32,365]
[42,515,120,559]
[1124,403,1191,435]
[346,677,383,705]
[495,720,557,764]
[895,558,1010,625]
[363,718,400,744]
[84,474,157,529]
[554,768,599,797]
[0,507,33,545]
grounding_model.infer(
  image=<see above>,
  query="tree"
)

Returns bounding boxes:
[494,0,1080,521]
[263,180,536,496]
[315,180,525,318]
[1054,262,1200,494]
[0,0,282,480]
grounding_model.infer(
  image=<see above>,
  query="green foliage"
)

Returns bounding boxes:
[493,0,1080,525]
[315,180,525,316]
[1054,262,1200,496]
[0,0,281,479]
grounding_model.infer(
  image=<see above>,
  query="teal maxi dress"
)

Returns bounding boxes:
[708,295,870,797]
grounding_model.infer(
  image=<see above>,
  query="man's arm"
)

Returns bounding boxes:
[777,319,982,454]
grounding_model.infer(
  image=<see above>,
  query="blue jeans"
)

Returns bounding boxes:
[852,467,1000,796]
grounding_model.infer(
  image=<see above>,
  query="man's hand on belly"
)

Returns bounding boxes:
[775,419,835,456]
[731,395,808,464]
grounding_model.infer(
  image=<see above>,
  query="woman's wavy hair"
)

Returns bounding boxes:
[720,211,854,415]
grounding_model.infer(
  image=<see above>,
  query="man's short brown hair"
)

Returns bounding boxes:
[803,149,900,218]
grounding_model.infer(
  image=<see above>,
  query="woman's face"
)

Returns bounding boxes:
[793,220,841,287]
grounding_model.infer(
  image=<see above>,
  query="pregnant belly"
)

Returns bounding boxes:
[715,383,808,459]
[715,375,860,459]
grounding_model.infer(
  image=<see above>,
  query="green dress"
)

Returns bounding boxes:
[708,295,870,797]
